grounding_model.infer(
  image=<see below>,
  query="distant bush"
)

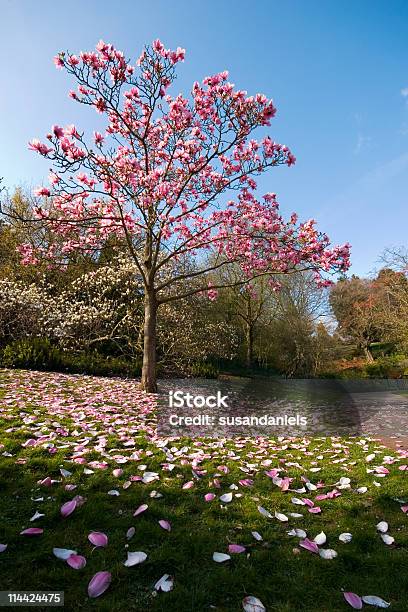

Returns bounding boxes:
[189,361,220,379]
[0,338,142,378]
[1,338,63,370]
[320,353,408,379]
[364,354,408,379]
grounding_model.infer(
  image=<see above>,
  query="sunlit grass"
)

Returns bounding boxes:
[0,369,407,611]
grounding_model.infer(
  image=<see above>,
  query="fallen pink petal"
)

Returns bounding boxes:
[88,532,108,547]
[66,554,86,569]
[60,499,77,518]
[343,592,363,609]
[87,571,112,598]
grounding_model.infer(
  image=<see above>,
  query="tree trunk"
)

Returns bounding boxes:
[140,291,158,392]
[246,323,254,369]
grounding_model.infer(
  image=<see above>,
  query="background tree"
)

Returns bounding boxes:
[268,272,330,376]
[9,39,350,391]
[330,276,380,361]
[213,265,277,368]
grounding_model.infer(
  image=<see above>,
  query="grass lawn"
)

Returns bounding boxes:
[0,368,407,612]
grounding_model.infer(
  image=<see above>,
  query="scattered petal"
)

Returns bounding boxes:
[126,527,135,540]
[242,595,266,611]
[88,532,108,547]
[61,499,77,518]
[299,538,319,554]
[344,592,363,609]
[362,595,391,608]
[67,554,86,569]
[53,547,77,560]
[159,520,171,532]
[339,533,353,543]
[154,574,174,592]
[124,551,147,566]
[319,548,337,559]
[288,529,307,538]
[381,534,395,545]
[220,492,233,503]
[228,544,246,554]
[133,504,148,517]
[213,552,230,562]
[257,505,272,518]
[313,531,327,546]
[20,528,43,536]
[88,571,111,598]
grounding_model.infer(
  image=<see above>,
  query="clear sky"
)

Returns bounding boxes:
[1,0,407,276]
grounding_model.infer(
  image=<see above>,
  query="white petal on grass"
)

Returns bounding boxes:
[242,595,266,611]
[257,505,272,519]
[213,552,230,563]
[291,498,306,506]
[376,521,388,533]
[288,528,307,538]
[142,472,159,484]
[319,548,338,559]
[220,492,233,503]
[251,531,263,541]
[361,595,391,608]
[124,551,147,567]
[126,527,135,540]
[305,482,317,491]
[150,490,163,499]
[154,574,174,592]
[53,547,77,560]
[275,511,288,522]
[313,531,327,546]
[339,533,353,543]
[381,534,395,545]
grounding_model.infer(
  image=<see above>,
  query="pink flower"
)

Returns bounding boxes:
[48,172,60,185]
[68,55,80,66]
[28,139,52,155]
[52,125,64,139]
[64,124,79,138]
[53,54,64,69]
[93,131,104,145]
[34,187,50,197]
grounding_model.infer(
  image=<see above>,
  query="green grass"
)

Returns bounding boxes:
[0,369,407,612]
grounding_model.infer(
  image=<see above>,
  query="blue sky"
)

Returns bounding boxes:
[1,0,407,276]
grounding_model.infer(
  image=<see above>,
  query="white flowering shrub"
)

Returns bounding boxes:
[0,279,53,343]
[48,258,144,355]
[0,258,238,374]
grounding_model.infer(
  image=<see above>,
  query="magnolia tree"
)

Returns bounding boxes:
[19,39,350,391]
